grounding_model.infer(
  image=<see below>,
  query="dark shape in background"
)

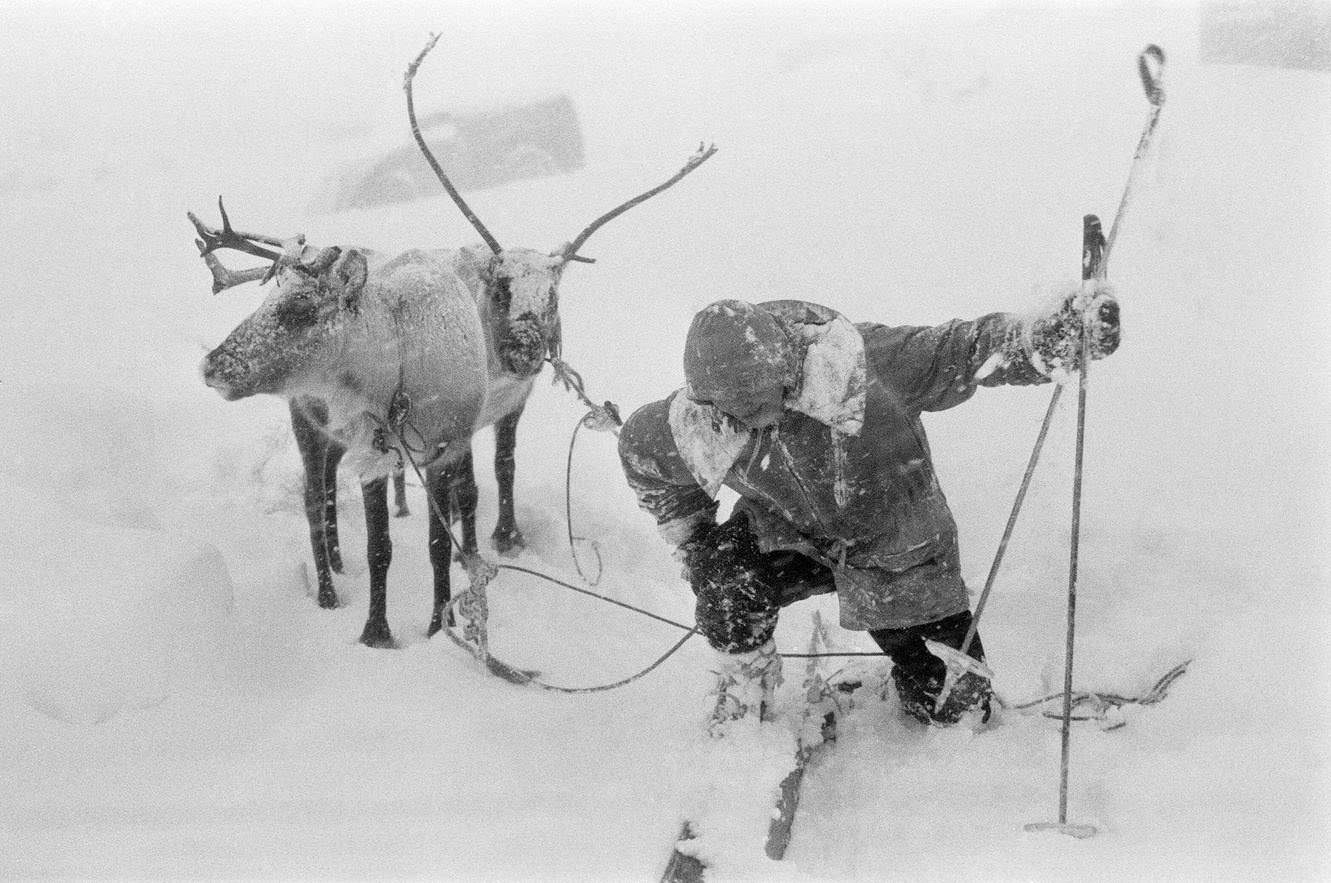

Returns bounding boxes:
[1200,0,1331,70]
[309,94,585,214]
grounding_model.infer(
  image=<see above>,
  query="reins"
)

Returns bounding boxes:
[378,364,706,694]
[549,354,625,585]
[371,327,1188,718]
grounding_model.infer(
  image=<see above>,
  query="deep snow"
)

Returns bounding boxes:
[1,2,1328,880]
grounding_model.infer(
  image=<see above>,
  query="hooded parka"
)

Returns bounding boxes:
[618,299,1058,632]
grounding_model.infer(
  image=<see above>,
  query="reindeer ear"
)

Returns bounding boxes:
[335,249,369,314]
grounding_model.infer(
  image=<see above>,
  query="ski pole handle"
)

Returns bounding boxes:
[1138,45,1165,107]
[1105,44,1167,268]
[1082,215,1106,282]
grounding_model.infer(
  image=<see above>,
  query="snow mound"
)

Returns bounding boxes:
[4,496,234,725]
[0,382,235,725]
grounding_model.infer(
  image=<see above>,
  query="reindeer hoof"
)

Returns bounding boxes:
[394,504,411,518]
[359,621,396,649]
[491,527,526,556]
[427,608,457,638]
[317,590,340,610]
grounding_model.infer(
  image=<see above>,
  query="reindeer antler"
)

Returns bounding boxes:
[188,196,290,262]
[559,142,718,264]
[193,241,273,294]
[188,196,302,293]
[404,33,504,255]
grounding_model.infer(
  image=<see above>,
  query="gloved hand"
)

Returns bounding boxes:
[1029,284,1121,374]
[674,520,718,584]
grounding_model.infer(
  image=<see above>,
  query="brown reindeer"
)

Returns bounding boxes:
[195,35,715,647]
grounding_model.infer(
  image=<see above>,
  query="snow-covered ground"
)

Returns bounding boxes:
[2,2,1328,880]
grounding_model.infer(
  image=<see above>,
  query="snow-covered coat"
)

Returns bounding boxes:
[618,299,1052,631]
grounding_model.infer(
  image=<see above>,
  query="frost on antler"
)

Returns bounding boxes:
[187,197,303,293]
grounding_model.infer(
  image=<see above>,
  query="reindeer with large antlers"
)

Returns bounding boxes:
[195,35,715,648]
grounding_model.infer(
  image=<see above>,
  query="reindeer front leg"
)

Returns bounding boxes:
[492,406,526,554]
[392,467,410,518]
[322,440,346,573]
[291,399,344,608]
[450,447,480,557]
[360,476,395,648]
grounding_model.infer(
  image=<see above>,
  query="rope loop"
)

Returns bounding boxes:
[565,416,605,585]
[1007,659,1191,729]
[438,581,701,693]
[381,415,697,692]
[548,355,623,435]
[367,386,430,466]
[550,354,621,586]
[581,401,622,434]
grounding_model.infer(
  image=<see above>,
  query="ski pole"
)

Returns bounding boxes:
[1106,45,1166,261]
[1026,46,1164,840]
[1023,215,1105,840]
[927,44,1166,715]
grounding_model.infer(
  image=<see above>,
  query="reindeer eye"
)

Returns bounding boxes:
[276,293,318,329]
[491,276,513,314]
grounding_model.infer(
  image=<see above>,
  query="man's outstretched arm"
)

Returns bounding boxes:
[862,283,1120,413]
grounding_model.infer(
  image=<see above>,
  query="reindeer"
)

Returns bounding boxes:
[195,35,715,648]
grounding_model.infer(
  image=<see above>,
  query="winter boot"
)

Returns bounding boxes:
[707,640,783,736]
[891,663,992,726]
[870,611,993,727]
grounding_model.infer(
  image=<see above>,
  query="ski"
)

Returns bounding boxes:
[660,614,837,882]
[765,707,836,859]
[661,822,706,883]
[770,653,905,861]
[765,614,838,860]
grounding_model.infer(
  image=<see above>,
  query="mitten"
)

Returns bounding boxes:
[674,520,718,584]
[1029,285,1121,374]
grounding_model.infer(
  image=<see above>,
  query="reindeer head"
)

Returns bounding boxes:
[472,249,563,377]
[415,134,715,381]
[201,238,369,402]
[403,33,715,383]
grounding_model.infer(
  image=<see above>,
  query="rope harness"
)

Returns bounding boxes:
[1006,660,1191,730]
[369,350,1187,721]
[549,355,622,586]
[376,356,709,694]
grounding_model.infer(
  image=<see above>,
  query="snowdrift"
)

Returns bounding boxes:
[0,2,1327,880]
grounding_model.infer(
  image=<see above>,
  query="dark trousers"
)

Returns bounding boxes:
[690,511,986,680]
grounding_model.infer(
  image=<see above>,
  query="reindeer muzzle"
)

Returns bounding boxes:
[499,316,548,377]
[201,351,254,401]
